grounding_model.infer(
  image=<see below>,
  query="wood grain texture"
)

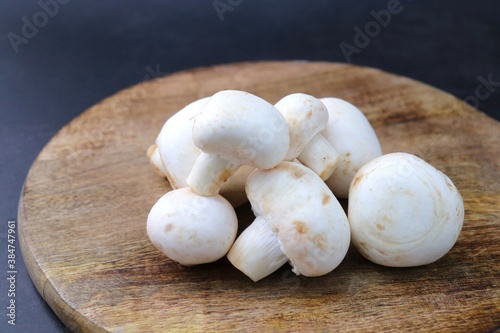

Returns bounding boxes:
[18,61,500,332]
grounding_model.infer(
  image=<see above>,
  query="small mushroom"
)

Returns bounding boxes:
[320,97,382,198]
[148,97,254,207]
[147,187,238,266]
[187,90,290,196]
[348,152,464,267]
[274,93,339,180]
[153,97,210,188]
[227,162,351,282]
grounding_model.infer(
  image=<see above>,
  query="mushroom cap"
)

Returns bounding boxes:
[156,97,209,189]
[147,188,238,266]
[274,93,329,160]
[320,97,382,198]
[348,152,464,267]
[154,97,253,207]
[246,162,351,277]
[192,90,290,169]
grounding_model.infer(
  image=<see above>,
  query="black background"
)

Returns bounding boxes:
[0,1,499,332]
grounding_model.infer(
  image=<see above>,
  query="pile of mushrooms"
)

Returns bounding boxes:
[146,90,464,282]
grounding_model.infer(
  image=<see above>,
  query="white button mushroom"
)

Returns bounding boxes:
[148,97,254,207]
[227,162,351,282]
[153,97,210,188]
[320,97,382,199]
[348,152,464,267]
[147,187,238,266]
[274,93,339,180]
[187,90,290,196]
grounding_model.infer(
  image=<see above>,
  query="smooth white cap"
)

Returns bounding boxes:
[156,97,209,189]
[321,97,382,198]
[147,188,238,266]
[192,90,290,169]
[275,93,330,160]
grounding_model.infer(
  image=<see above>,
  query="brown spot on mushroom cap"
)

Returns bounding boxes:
[352,174,362,188]
[322,193,331,205]
[306,110,313,119]
[293,221,308,234]
[341,152,352,176]
[376,223,385,231]
[164,224,174,233]
[293,168,306,179]
[279,163,307,179]
[381,215,392,225]
[313,235,327,250]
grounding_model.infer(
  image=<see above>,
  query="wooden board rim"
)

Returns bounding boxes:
[18,60,500,333]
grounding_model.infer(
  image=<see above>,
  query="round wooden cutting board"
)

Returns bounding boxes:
[19,61,500,332]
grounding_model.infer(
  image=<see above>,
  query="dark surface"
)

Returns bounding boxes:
[0,1,498,332]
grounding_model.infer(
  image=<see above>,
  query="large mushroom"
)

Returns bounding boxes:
[147,97,254,207]
[348,152,464,267]
[274,93,339,180]
[187,90,290,196]
[320,97,382,198]
[147,187,238,266]
[227,161,351,282]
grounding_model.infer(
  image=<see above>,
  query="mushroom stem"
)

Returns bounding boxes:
[298,133,339,180]
[227,215,288,282]
[187,152,240,196]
